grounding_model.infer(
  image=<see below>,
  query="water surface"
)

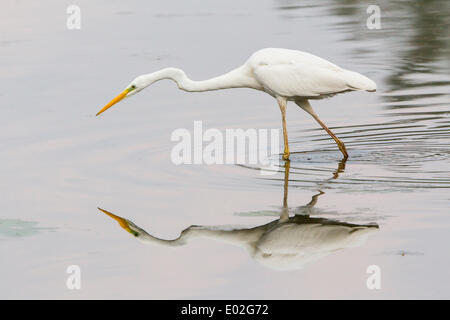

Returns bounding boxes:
[1,0,449,299]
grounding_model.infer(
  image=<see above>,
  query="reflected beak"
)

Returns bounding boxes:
[96,88,131,116]
[98,207,138,236]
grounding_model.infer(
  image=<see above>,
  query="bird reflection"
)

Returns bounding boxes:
[99,159,378,271]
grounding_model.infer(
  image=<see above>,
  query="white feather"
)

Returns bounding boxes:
[247,48,376,98]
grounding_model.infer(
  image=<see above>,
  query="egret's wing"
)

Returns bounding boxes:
[253,62,352,98]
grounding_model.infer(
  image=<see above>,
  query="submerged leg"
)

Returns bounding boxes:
[280,160,291,222]
[283,160,290,208]
[305,190,325,208]
[295,99,348,159]
[277,97,290,160]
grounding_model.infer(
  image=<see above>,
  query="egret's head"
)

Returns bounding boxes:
[98,207,141,237]
[96,76,148,116]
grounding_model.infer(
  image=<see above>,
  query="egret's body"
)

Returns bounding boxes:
[98,48,376,159]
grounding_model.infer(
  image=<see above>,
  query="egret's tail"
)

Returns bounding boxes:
[343,70,376,92]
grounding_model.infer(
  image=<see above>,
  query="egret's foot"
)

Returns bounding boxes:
[282,152,290,161]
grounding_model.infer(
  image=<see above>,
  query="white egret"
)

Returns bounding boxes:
[97,48,376,160]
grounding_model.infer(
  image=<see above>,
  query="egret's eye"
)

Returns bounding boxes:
[130,85,136,90]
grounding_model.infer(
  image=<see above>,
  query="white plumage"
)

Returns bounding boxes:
[249,48,376,98]
[97,48,377,160]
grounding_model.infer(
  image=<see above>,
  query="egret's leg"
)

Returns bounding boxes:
[280,160,290,222]
[277,97,290,160]
[295,99,348,159]
[283,160,290,208]
[305,190,325,208]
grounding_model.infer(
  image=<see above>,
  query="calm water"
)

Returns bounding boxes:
[1,0,449,298]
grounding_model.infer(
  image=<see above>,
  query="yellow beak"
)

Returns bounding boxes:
[98,207,138,236]
[96,88,131,116]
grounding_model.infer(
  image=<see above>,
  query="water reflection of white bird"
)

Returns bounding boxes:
[99,162,378,271]
[96,48,376,160]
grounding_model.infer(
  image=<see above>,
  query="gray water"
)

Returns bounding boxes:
[1,0,449,299]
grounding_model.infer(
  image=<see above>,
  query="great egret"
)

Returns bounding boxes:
[97,48,376,160]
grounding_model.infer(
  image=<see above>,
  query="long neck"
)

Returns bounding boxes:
[137,225,265,251]
[142,66,259,92]
[138,232,185,247]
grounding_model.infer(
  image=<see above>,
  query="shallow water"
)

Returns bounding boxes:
[1,0,449,298]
